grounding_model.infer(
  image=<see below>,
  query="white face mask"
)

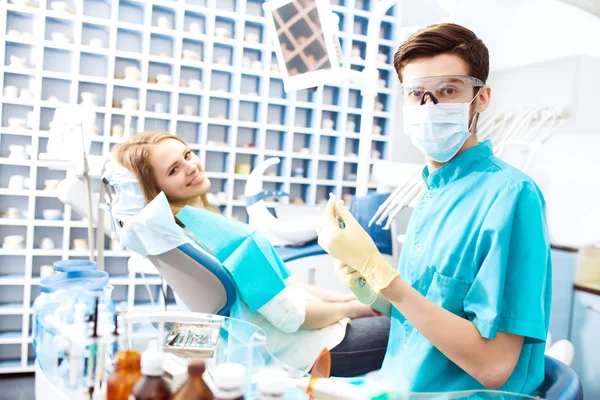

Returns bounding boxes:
[403,100,477,163]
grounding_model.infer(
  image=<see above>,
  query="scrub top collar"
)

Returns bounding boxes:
[422,140,493,189]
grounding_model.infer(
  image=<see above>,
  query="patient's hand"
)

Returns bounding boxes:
[345,300,381,319]
[329,293,356,302]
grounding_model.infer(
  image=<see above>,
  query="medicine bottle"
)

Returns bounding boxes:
[254,367,288,400]
[106,350,142,400]
[171,359,214,400]
[130,341,171,400]
[205,363,246,400]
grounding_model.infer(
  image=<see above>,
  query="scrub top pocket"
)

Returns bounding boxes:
[426,272,471,318]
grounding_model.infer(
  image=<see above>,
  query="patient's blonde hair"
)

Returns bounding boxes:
[112,131,217,213]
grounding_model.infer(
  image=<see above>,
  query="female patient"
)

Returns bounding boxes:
[112,131,389,376]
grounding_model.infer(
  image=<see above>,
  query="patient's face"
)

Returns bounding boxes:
[149,138,211,203]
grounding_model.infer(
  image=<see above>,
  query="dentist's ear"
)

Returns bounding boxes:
[475,85,492,113]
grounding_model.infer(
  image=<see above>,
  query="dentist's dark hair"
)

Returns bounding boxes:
[393,23,489,84]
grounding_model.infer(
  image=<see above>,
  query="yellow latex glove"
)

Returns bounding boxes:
[318,194,400,293]
[333,258,377,305]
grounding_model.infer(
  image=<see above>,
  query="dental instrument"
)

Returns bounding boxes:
[87,298,100,399]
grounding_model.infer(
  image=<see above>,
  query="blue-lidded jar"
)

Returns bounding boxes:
[53,260,97,273]
[40,270,109,293]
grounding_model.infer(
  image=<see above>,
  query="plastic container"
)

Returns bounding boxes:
[171,360,214,400]
[131,341,171,400]
[107,350,143,400]
[53,260,97,273]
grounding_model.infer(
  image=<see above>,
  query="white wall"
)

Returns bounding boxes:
[390,0,600,163]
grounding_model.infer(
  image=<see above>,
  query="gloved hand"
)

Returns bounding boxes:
[333,258,377,305]
[318,194,400,293]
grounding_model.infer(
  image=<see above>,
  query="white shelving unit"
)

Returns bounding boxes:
[0,0,401,373]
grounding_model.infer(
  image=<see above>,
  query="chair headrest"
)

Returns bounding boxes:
[102,160,147,225]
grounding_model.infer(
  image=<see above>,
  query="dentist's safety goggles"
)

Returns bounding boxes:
[400,75,484,105]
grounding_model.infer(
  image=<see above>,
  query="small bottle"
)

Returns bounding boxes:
[171,360,214,400]
[130,341,171,400]
[106,350,142,400]
[254,368,288,400]
[204,363,246,400]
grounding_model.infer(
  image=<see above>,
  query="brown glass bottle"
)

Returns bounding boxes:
[130,342,171,400]
[106,350,142,400]
[171,360,214,400]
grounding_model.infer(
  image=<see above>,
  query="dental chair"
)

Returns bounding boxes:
[540,356,583,400]
[144,243,237,316]
[98,173,238,316]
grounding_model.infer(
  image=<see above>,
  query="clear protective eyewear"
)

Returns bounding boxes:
[400,75,484,105]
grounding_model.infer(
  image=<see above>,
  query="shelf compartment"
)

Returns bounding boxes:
[79,51,109,78]
[143,117,171,133]
[264,129,286,152]
[181,38,204,63]
[240,74,260,96]
[4,42,36,70]
[146,90,172,114]
[149,32,175,58]
[33,196,65,220]
[32,226,63,252]
[291,158,311,179]
[116,27,144,54]
[118,0,146,25]
[178,93,202,117]
[81,22,109,48]
[31,255,61,279]
[151,4,177,31]
[205,150,230,174]
[175,121,201,144]
[210,70,233,93]
[0,255,26,280]
[6,9,36,37]
[289,183,310,205]
[206,124,231,148]
[1,104,34,130]
[245,0,264,17]
[267,104,286,126]
[317,160,338,180]
[238,101,259,123]
[183,10,207,35]
[268,78,286,99]
[212,43,234,65]
[180,66,203,89]
[41,77,71,104]
[236,127,258,149]
[42,47,73,74]
[0,344,22,372]
[207,97,231,120]
[83,1,111,20]
[44,16,75,44]
[319,135,339,156]
[320,110,339,132]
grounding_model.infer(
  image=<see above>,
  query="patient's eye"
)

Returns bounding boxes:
[184,151,192,160]
[169,166,178,176]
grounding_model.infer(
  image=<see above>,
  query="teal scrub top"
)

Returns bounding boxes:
[381,141,552,395]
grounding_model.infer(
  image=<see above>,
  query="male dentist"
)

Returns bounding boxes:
[317,23,551,395]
